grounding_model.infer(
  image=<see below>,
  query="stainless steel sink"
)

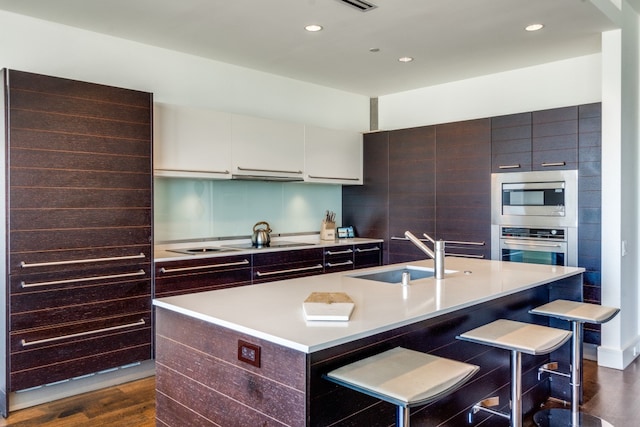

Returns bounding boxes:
[350,267,434,283]
[168,247,240,255]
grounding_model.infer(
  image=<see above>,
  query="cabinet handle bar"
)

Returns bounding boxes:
[20,319,147,347]
[159,259,250,273]
[155,168,229,175]
[541,162,566,167]
[355,247,380,253]
[326,260,354,267]
[256,264,323,277]
[21,253,146,268]
[238,167,302,174]
[21,269,146,289]
[498,164,521,169]
[325,249,354,255]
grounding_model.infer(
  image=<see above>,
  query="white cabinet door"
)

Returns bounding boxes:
[304,125,362,184]
[154,103,232,179]
[231,115,305,180]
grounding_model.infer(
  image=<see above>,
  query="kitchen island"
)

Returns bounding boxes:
[153,257,584,426]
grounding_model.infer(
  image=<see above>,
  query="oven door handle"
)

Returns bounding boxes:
[502,240,564,248]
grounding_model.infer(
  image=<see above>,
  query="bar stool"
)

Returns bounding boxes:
[457,319,572,427]
[529,299,620,427]
[324,346,479,427]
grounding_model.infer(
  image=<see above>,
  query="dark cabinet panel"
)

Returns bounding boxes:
[491,112,532,172]
[435,119,491,259]
[3,69,153,397]
[343,132,390,263]
[353,242,383,269]
[155,255,252,298]
[388,126,436,264]
[323,245,355,273]
[253,248,324,284]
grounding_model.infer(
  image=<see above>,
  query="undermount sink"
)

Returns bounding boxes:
[350,267,435,283]
[168,247,240,255]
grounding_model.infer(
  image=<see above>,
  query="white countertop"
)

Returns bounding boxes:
[154,236,383,262]
[153,257,584,353]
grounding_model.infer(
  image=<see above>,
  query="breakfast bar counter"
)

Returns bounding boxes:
[153,258,584,426]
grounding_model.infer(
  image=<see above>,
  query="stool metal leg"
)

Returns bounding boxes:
[533,320,614,427]
[511,350,523,427]
[397,405,409,427]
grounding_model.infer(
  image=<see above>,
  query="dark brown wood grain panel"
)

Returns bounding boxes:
[156,336,305,426]
[11,294,151,331]
[8,70,151,107]
[10,88,151,124]
[253,248,324,283]
[11,343,151,392]
[156,308,307,390]
[10,128,151,157]
[10,148,151,174]
[323,245,355,273]
[11,323,151,372]
[155,391,216,427]
[155,264,252,298]
[10,227,152,252]
[10,188,151,209]
[11,208,151,230]
[353,243,382,268]
[156,364,300,427]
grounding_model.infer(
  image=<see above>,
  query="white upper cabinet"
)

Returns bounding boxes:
[154,103,232,179]
[304,125,362,185]
[231,114,305,180]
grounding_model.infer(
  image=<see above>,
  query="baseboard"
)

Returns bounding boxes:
[9,359,155,412]
[597,338,640,370]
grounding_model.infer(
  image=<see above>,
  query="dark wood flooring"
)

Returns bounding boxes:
[0,357,637,426]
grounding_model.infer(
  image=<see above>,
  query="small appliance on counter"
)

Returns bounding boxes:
[251,221,272,247]
[320,210,336,241]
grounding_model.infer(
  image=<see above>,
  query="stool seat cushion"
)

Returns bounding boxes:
[530,299,620,324]
[457,319,572,355]
[325,347,479,407]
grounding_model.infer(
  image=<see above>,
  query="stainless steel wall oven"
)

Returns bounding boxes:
[491,170,578,266]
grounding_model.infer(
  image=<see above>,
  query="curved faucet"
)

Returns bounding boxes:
[404,231,445,280]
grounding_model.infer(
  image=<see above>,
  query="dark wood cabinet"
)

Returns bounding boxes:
[1,69,153,406]
[354,242,383,268]
[492,107,578,173]
[388,126,436,264]
[155,255,252,298]
[435,119,491,259]
[323,245,355,273]
[253,248,324,284]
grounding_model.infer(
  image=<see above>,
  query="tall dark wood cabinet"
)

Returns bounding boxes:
[435,119,491,259]
[388,126,436,263]
[1,69,153,415]
[343,131,390,264]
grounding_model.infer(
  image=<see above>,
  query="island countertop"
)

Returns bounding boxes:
[153,257,584,353]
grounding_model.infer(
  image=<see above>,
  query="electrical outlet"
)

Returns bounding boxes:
[238,340,261,367]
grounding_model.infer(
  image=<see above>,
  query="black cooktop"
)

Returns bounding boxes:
[223,241,316,250]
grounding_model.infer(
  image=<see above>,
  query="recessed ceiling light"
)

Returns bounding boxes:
[525,23,544,32]
[305,24,323,32]
[398,56,414,63]
[369,48,380,53]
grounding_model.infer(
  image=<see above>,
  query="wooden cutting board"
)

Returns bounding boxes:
[303,292,355,321]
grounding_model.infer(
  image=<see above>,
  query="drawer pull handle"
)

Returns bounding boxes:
[255,264,323,277]
[325,249,353,255]
[20,253,146,269]
[21,270,146,289]
[541,162,566,167]
[238,167,302,175]
[355,247,380,253]
[307,175,360,181]
[20,319,147,347]
[498,164,521,169]
[159,259,250,274]
[326,260,354,267]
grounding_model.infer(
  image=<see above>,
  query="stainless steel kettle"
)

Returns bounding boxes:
[251,221,272,247]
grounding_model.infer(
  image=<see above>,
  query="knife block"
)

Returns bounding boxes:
[320,221,336,241]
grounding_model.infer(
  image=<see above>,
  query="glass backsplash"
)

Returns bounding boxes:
[154,178,343,242]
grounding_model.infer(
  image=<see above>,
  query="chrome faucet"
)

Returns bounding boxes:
[404,231,445,280]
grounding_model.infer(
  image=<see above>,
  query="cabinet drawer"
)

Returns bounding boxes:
[10,314,151,391]
[354,243,382,268]
[253,248,323,283]
[155,255,252,297]
[323,245,355,273]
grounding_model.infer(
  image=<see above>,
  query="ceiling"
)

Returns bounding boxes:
[0,0,617,97]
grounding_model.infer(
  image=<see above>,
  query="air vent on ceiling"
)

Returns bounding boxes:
[337,0,378,12]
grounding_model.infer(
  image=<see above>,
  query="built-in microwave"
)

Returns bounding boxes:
[491,170,578,228]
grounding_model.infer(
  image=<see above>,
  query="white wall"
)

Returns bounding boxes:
[378,54,602,130]
[0,10,368,131]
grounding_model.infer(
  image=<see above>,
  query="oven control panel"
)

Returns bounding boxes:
[500,226,566,240]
